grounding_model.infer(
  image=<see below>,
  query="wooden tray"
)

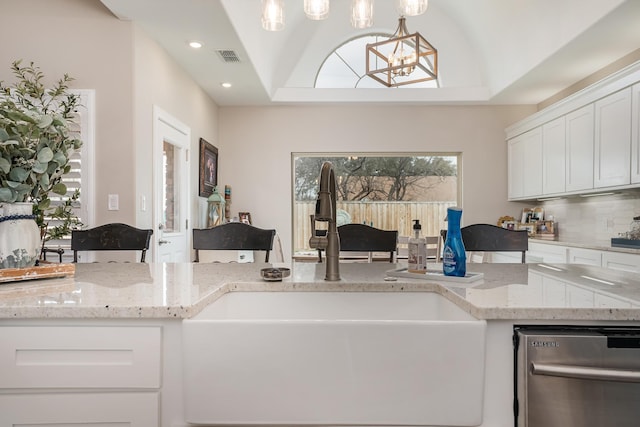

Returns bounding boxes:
[0,263,75,283]
[386,267,484,283]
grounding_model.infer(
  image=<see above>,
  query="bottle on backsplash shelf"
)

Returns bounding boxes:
[443,207,466,277]
[408,219,427,273]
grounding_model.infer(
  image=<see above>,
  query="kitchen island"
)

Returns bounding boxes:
[1,261,639,320]
[1,262,639,427]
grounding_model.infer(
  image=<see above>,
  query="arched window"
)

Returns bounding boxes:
[315,34,440,89]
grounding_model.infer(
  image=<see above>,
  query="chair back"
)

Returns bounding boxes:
[337,223,398,262]
[71,223,153,262]
[443,223,528,263]
[193,222,276,262]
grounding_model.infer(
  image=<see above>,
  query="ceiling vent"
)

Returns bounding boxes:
[216,50,241,63]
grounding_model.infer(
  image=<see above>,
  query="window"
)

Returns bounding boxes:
[43,90,95,262]
[292,153,459,257]
[315,35,440,89]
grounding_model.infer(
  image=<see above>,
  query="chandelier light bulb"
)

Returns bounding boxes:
[395,0,428,16]
[304,0,330,20]
[262,0,285,31]
[351,0,374,29]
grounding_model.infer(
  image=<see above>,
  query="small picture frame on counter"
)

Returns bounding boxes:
[532,207,544,222]
[536,220,558,240]
[239,212,252,225]
[517,222,537,236]
[537,220,555,234]
[521,207,544,223]
[503,221,517,231]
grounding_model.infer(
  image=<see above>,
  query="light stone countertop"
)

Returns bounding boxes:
[529,237,640,254]
[0,262,639,321]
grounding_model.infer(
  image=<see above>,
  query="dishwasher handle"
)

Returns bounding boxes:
[531,362,640,383]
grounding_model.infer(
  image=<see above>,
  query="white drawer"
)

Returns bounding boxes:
[527,242,567,263]
[567,247,602,266]
[0,326,161,389]
[602,251,640,273]
[0,392,158,426]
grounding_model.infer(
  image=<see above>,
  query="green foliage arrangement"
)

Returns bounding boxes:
[0,60,83,241]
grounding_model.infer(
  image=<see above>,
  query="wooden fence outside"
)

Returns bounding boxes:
[293,201,457,252]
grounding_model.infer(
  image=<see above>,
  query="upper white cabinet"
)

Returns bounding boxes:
[508,127,543,199]
[542,116,566,195]
[594,88,632,188]
[565,104,594,192]
[506,63,640,200]
[632,82,640,184]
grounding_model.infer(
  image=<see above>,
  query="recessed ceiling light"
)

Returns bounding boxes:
[221,82,232,88]
[188,41,203,49]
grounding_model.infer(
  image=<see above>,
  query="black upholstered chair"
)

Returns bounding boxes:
[442,223,528,263]
[192,222,276,262]
[71,223,153,263]
[318,223,398,263]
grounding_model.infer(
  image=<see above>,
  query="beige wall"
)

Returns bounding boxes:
[2,0,220,261]
[1,0,135,226]
[132,26,219,232]
[218,105,535,259]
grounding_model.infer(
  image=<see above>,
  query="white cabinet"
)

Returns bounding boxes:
[0,392,158,426]
[506,64,640,199]
[567,247,602,266]
[594,88,632,188]
[602,251,640,273]
[508,127,543,199]
[632,83,640,184]
[0,325,161,426]
[542,116,566,195]
[565,104,595,192]
[527,242,568,263]
[529,242,640,273]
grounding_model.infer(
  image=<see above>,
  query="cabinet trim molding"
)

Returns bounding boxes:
[506,61,640,139]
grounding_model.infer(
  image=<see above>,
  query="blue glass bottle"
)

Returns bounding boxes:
[443,207,466,277]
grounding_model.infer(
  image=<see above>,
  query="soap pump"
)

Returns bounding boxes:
[408,219,427,273]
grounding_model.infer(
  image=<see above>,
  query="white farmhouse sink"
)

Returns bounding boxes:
[183,291,486,426]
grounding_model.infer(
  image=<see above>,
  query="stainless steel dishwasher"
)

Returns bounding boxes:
[514,326,640,427]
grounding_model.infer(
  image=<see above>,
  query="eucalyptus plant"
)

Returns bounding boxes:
[0,60,83,236]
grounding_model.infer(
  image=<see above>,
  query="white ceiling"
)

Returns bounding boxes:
[99,0,640,107]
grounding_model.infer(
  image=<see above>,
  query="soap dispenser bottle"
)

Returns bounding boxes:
[443,207,466,277]
[408,219,427,273]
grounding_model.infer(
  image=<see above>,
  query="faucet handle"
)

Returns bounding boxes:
[308,214,328,250]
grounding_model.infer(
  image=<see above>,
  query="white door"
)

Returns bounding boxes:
[542,116,566,195]
[594,87,632,188]
[153,106,190,262]
[565,104,594,192]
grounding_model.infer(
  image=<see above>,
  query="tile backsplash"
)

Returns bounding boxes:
[522,191,640,246]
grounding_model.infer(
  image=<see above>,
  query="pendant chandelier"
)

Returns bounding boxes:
[365,16,437,87]
[262,0,428,31]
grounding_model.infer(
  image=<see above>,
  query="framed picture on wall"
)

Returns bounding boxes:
[199,138,218,197]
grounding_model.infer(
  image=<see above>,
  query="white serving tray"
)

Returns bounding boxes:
[386,268,484,283]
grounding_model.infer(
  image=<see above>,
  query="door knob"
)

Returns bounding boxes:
[158,239,170,245]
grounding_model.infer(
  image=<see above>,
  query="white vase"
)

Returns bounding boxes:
[0,202,41,269]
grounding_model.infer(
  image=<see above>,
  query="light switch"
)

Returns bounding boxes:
[108,194,119,211]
